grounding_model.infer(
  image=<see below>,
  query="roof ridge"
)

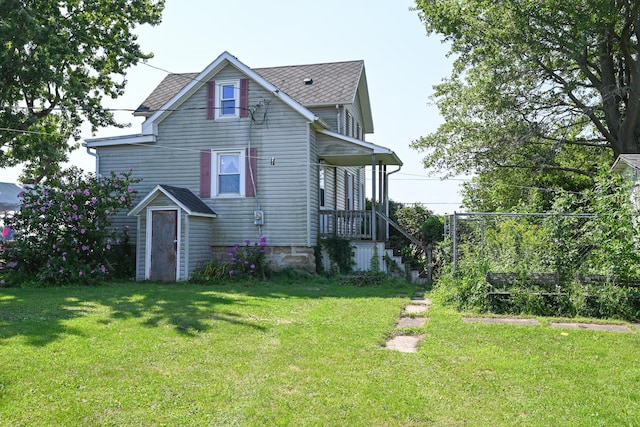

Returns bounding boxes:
[254,59,363,70]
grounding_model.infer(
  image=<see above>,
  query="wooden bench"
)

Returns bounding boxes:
[485,272,564,311]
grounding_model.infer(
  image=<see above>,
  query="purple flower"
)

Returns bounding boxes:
[72,204,78,211]
[127,187,133,193]
[229,270,235,275]
[244,239,250,245]
[250,264,255,270]
[106,244,111,250]
[100,265,106,273]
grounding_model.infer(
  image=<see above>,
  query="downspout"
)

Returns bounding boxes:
[385,165,402,240]
[85,146,100,176]
[336,105,341,134]
[247,106,261,236]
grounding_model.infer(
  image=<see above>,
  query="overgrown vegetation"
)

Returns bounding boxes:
[319,234,355,274]
[434,168,640,320]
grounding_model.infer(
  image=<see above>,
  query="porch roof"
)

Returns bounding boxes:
[317,129,402,166]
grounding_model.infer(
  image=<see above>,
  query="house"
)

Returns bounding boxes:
[612,154,640,209]
[84,51,404,281]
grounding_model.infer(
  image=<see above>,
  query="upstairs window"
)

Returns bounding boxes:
[206,79,249,119]
[220,83,237,116]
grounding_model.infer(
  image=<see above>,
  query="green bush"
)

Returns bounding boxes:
[1,167,138,287]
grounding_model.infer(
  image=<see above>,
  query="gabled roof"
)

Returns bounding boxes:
[128,185,217,218]
[138,51,320,135]
[133,55,372,132]
[612,154,640,173]
[254,61,364,107]
[135,73,198,116]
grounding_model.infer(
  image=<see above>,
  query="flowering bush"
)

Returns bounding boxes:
[1,167,139,287]
[227,237,268,280]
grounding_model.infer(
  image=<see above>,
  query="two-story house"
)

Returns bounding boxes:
[84,51,403,281]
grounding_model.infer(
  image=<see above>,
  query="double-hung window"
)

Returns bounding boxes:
[206,79,248,120]
[218,82,239,117]
[217,152,242,194]
[217,81,239,118]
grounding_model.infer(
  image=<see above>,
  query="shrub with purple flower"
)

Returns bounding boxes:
[2,167,139,286]
[227,237,268,280]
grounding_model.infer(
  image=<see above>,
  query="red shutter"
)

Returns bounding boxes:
[245,148,257,197]
[200,150,211,198]
[206,81,215,119]
[240,78,249,117]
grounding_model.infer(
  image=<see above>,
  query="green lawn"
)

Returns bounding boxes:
[1,280,639,426]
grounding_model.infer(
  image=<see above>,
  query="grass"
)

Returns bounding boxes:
[0,279,639,426]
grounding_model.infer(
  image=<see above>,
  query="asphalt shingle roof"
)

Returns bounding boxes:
[134,60,364,116]
[159,185,216,216]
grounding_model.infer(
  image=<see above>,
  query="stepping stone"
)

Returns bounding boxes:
[384,335,424,353]
[396,317,427,328]
[410,297,432,305]
[633,324,640,331]
[550,322,631,332]
[395,292,409,298]
[404,305,428,314]
[463,317,540,325]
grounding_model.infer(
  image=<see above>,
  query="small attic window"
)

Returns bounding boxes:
[303,78,313,85]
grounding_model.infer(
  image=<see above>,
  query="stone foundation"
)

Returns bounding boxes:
[211,245,316,272]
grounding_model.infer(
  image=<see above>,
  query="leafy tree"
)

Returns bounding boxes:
[0,0,164,182]
[411,0,636,210]
[1,167,139,286]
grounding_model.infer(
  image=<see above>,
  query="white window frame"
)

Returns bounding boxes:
[211,149,245,197]
[215,80,240,119]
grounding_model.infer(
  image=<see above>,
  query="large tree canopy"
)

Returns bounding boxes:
[412,0,638,209]
[0,0,164,182]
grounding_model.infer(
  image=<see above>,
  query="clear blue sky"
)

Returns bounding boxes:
[2,0,467,213]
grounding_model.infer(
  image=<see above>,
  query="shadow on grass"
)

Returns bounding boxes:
[0,283,268,346]
[0,278,417,346]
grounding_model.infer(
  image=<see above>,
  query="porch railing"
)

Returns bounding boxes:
[319,210,372,240]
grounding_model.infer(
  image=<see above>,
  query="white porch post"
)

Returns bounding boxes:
[371,154,377,241]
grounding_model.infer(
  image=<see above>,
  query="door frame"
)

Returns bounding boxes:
[145,207,181,280]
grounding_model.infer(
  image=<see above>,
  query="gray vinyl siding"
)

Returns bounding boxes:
[334,166,362,210]
[185,215,214,276]
[309,106,340,133]
[98,63,314,250]
[324,165,337,210]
